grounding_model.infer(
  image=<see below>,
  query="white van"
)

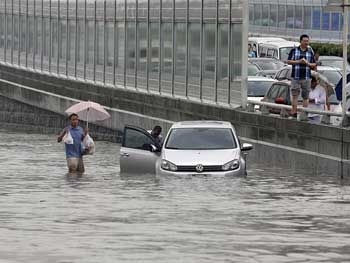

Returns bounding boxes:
[258,41,300,62]
[248,37,288,57]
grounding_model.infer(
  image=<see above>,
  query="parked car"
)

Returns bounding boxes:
[120,121,253,176]
[316,66,342,86]
[249,57,285,71]
[274,65,341,86]
[330,82,350,126]
[318,56,350,72]
[249,57,286,78]
[248,62,260,76]
[258,40,299,62]
[261,80,295,114]
[262,80,340,124]
[248,76,277,105]
[248,37,287,57]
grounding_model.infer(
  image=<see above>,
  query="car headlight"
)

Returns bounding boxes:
[161,159,178,171]
[222,160,239,171]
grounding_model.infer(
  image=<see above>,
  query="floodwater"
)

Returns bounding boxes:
[0,130,350,263]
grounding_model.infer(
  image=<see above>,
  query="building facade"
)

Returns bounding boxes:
[249,0,345,43]
[0,0,247,107]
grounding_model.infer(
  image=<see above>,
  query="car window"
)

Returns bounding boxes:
[276,69,286,80]
[278,69,290,80]
[280,47,293,62]
[273,50,278,59]
[248,63,260,76]
[267,84,281,99]
[248,80,274,97]
[259,47,267,57]
[165,128,237,150]
[267,49,275,58]
[123,128,155,150]
[277,85,289,101]
[275,71,281,80]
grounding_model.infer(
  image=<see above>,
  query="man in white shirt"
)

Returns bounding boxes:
[308,76,326,124]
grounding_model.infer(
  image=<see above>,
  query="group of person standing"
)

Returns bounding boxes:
[250,34,330,123]
[248,43,257,58]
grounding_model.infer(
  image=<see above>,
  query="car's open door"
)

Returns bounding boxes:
[120,125,160,175]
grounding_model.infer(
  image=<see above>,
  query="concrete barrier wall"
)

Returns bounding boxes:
[0,64,349,175]
[0,76,173,141]
[0,94,123,142]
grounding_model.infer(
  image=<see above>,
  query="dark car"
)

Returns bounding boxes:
[262,81,292,114]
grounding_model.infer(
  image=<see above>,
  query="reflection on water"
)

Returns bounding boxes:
[0,129,350,263]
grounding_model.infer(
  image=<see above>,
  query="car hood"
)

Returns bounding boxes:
[162,149,240,166]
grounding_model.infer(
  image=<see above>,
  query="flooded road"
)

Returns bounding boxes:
[0,130,350,263]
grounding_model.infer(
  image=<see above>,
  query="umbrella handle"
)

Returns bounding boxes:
[86,108,89,129]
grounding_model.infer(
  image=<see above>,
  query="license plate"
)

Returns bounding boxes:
[190,173,209,176]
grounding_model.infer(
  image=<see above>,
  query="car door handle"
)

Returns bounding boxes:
[120,152,129,157]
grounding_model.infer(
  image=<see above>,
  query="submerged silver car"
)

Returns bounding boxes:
[120,121,253,176]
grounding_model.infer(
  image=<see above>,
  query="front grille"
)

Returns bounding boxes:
[176,165,222,172]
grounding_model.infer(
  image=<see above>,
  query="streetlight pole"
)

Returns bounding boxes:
[342,0,349,120]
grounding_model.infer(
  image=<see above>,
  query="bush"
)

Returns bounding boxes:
[311,42,349,57]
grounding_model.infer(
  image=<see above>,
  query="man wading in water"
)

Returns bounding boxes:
[57,113,89,173]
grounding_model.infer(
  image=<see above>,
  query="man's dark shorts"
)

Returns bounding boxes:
[291,79,311,100]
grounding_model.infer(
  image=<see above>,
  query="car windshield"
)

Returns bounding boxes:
[165,128,237,150]
[248,63,260,76]
[320,60,343,70]
[318,70,341,86]
[254,60,285,70]
[248,80,274,97]
[280,47,293,62]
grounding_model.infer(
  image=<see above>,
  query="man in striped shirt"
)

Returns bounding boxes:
[287,34,317,119]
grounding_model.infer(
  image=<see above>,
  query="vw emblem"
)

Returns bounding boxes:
[196,164,204,173]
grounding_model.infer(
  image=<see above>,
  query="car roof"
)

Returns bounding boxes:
[248,37,286,43]
[279,64,339,71]
[260,41,299,48]
[248,76,277,81]
[171,121,233,129]
[249,57,282,62]
[319,56,343,61]
[316,65,341,71]
[248,37,287,44]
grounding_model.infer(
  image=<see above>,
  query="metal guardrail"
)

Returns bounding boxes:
[247,99,350,126]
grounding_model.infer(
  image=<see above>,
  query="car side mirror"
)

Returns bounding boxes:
[241,143,253,151]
